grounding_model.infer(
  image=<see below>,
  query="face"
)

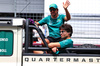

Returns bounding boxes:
[60,29,70,39]
[49,7,58,17]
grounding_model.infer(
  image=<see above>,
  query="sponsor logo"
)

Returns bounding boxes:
[57,19,61,22]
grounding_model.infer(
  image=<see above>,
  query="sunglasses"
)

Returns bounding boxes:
[49,8,56,12]
[60,31,65,33]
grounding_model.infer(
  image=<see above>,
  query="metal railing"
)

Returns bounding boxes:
[24,19,100,57]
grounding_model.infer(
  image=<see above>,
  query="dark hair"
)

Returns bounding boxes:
[59,24,73,36]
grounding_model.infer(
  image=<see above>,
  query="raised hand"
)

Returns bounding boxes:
[63,0,70,9]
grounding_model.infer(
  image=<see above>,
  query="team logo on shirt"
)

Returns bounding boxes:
[57,19,61,22]
[49,19,61,25]
[49,20,53,25]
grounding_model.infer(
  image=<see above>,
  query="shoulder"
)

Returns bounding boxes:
[59,14,65,16]
[66,39,73,43]
[67,39,73,41]
[60,39,73,44]
[58,14,66,18]
[59,39,73,48]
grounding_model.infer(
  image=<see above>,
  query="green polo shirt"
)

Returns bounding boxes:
[55,39,73,54]
[39,14,65,38]
[59,39,73,48]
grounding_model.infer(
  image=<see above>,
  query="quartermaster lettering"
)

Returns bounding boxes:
[24,57,100,63]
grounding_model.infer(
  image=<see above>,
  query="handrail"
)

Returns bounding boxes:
[25,19,48,53]
[29,25,48,47]
[28,47,100,51]
[28,47,100,53]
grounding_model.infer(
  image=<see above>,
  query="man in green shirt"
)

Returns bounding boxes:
[48,24,73,54]
[36,0,71,45]
[33,24,73,54]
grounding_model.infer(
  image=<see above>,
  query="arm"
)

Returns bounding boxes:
[48,42,61,54]
[48,42,61,48]
[35,16,48,26]
[63,0,71,21]
[35,21,40,26]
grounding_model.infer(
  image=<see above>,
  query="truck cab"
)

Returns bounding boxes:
[0,18,24,66]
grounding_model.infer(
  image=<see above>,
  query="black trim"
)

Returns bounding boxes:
[23,53,100,57]
[24,19,48,53]
[28,47,100,51]
[0,19,12,26]
[25,19,29,53]
[29,25,48,47]
[28,47,50,51]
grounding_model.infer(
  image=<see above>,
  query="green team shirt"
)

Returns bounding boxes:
[55,39,73,54]
[39,14,66,38]
[59,39,73,48]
